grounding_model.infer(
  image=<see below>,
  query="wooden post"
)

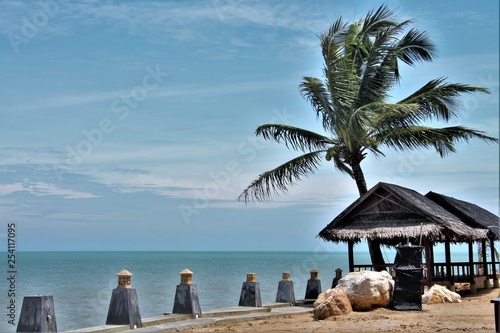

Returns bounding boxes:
[424,238,433,287]
[482,239,491,288]
[491,238,499,288]
[468,241,477,294]
[348,240,354,272]
[444,235,453,289]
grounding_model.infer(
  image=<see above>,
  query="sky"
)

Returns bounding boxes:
[0,0,498,253]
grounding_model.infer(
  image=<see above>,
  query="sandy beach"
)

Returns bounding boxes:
[171,288,499,333]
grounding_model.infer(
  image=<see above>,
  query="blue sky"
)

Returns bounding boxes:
[0,0,498,252]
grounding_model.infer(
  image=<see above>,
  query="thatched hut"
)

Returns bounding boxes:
[318,182,498,292]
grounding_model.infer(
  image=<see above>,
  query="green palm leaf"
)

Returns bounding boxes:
[256,124,331,152]
[237,151,325,203]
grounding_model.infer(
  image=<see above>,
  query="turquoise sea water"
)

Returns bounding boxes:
[1,250,471,331]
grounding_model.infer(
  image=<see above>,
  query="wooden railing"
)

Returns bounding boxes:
[432,262,499,281]
[353,262,499,282]
[353,264,394,272]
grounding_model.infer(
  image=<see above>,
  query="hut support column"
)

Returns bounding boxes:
[424,238,433,288]
[445,235,454,290]
[348,241,354,272]
[483,239,491,289]
[468,241,477,294]
[491,238,499,288]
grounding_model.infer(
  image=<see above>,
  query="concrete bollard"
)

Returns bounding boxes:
[17,295,57,333]
[105,270,142,329]
[275,272,295,305]
[331,268,343,288]
[172,269,202,318]
[305,269,322,300]
[239,273,262,307]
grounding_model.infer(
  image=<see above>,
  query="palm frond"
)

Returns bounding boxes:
[354,23,407,106]
[237,151,325,203]
[320,17,348,65]
[256,124,332,152]
[364,102,430,134]
[300,77,338,130]
[398,78,490,121]
[396,28,436,65]
[377,125,498,157]
[361,5,397,35]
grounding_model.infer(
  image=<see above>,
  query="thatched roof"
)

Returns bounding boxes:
[318,182,489,244]
[425,191,499,240]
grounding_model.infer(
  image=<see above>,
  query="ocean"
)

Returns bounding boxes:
[1,250,470,332]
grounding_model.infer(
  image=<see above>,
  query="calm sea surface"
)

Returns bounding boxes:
[1,250,470,331]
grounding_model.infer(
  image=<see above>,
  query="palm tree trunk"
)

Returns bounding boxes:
[352,161,387,271]
[352,162,368,196]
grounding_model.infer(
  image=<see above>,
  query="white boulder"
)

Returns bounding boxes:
[313,288,352,320]
[422,285,461,304]
[336,270,394,310]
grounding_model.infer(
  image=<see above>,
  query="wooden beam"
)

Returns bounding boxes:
[468,241,476,293]
[445,234,453,285]
[348,240,354,272]
[491,238,499,288]
[482,239,491,288]
[424,238,433,287]
[482,239,489,276]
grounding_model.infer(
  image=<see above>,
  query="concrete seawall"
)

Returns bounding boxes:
[64,303,312,333]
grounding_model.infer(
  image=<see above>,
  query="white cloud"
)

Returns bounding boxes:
[0,181,98,199]
[0,183,24,195]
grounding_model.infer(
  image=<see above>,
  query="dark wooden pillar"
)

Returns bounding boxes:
[424,238,433,287]
[491,238,499,288]
[483,239,491,288]
[348,240,354,272]
[445,235,453,287]
[468,241,476,294]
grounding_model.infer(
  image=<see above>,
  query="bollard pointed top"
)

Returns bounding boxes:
[116,269,134,277]
[246,273,256,283]
[180,269,193,285]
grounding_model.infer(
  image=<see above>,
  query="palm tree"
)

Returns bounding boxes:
[237,5,498,269]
